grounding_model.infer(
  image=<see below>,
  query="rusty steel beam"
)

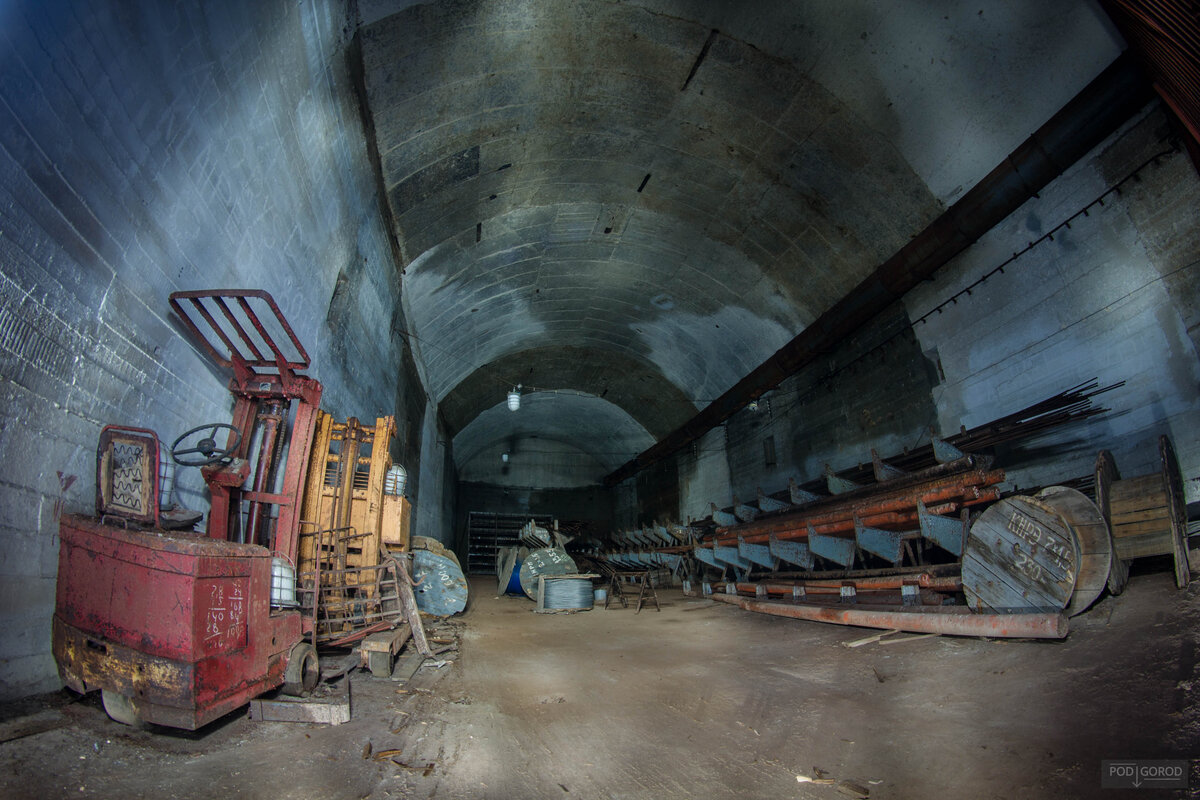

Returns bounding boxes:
[705,469,1005,548]
[604,53,1150,487]
[705,593,1068,639]
[728,574,962,593]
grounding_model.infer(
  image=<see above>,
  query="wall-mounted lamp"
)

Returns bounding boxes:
[748,400,759,412]
[507,384,521,411]
[502,452,510,463]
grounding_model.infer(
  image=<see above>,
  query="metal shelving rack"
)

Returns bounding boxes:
[466,511,553,575]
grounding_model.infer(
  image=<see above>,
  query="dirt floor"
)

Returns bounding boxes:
[2,568,1198,800]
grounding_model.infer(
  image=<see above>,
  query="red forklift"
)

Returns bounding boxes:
[53,290,324,729]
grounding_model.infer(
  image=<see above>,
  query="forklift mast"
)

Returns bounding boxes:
[168,289,323,560]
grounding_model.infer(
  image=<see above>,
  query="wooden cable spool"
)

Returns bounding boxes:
[962,495,1080,614]
[1094,435,1190,590]
[1035,486,1116,616]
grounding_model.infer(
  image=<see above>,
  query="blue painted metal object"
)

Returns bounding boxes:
[808,523,856,566]
[824,466,860,495]
[931,435,966,464]
[712,545,752,572]
[769,533,814,569]
[412,549,470,616]
[505,561,524,594]
[733,497,758,523]
[918,500,965,556]
[872,449,906,482]
[757,488,791,513]
[789,478,821,506]
[854,515,903,564]
[737,535,774,568]
[496,547,525,595]
[694,547,722,570]
[710,503,738,527]
[658,553,682,570]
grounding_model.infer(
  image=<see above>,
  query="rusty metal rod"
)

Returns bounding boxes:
[704,592,1067,638]
[706,487,1001,548]
[726,574,962,592]
[715,468,1004,535]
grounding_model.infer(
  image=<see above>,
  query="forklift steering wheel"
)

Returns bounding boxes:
[171,423,242,467]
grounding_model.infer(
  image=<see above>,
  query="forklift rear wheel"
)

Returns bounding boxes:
[281,642,319,696]
[101,690,147,728]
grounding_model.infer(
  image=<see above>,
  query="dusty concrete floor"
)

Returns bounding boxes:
[2,569,1198,800]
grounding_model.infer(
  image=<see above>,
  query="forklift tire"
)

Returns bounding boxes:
[281,642,319,696]
[101,690,147,728]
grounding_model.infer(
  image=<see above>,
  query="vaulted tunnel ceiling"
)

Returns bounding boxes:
[356,0,1124,482]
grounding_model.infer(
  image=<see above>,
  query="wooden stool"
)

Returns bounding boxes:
[635,571,660,613]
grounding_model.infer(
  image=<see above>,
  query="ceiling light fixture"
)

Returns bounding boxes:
[507,384,521,411]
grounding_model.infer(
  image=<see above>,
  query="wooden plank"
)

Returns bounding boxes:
[843,629,901,648]
[391,650,425,683]
[1110,506,1170,524]
[1112,519,1172,537]
[360,623,411,654]
[1108,474,1165,499]
[1112,531,1173,559]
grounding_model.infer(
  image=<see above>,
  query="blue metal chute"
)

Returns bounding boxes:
[733,496,758,523]
[694,546,723,570]
[931,435,966,464]
[757,488,791,513]
[632,551,657,568]
[710,503,738,527]
[769,533,813,570]
[658,553,682,570]
[854,515,903,564]
[789,478,822,506]
[871,448,907,482]
[737,535,774,568]
[824,465,860,495]
[712,545,752,572]
[808,522,855,566]
[918,500,965,556]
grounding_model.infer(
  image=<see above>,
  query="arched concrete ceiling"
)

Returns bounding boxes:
[357,0,1123,478]
[453,391,655,474]
[438,345,696,438]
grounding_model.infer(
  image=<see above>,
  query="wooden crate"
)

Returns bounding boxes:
[381,495,412,550]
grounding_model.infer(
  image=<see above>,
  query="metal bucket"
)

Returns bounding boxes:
[270,556,298,608]
[593,588,607,605]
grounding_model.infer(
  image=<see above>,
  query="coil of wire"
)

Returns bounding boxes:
[542,576,594,610]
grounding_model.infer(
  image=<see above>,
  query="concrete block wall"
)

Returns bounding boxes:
[905,105,1200,500]
[0,1,445,699]
[640,102,1199,527]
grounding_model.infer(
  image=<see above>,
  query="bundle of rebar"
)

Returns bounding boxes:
[795,379,1120,492]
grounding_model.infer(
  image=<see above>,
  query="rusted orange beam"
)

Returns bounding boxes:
[729,574,962,593]
[705,592,1067,638]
